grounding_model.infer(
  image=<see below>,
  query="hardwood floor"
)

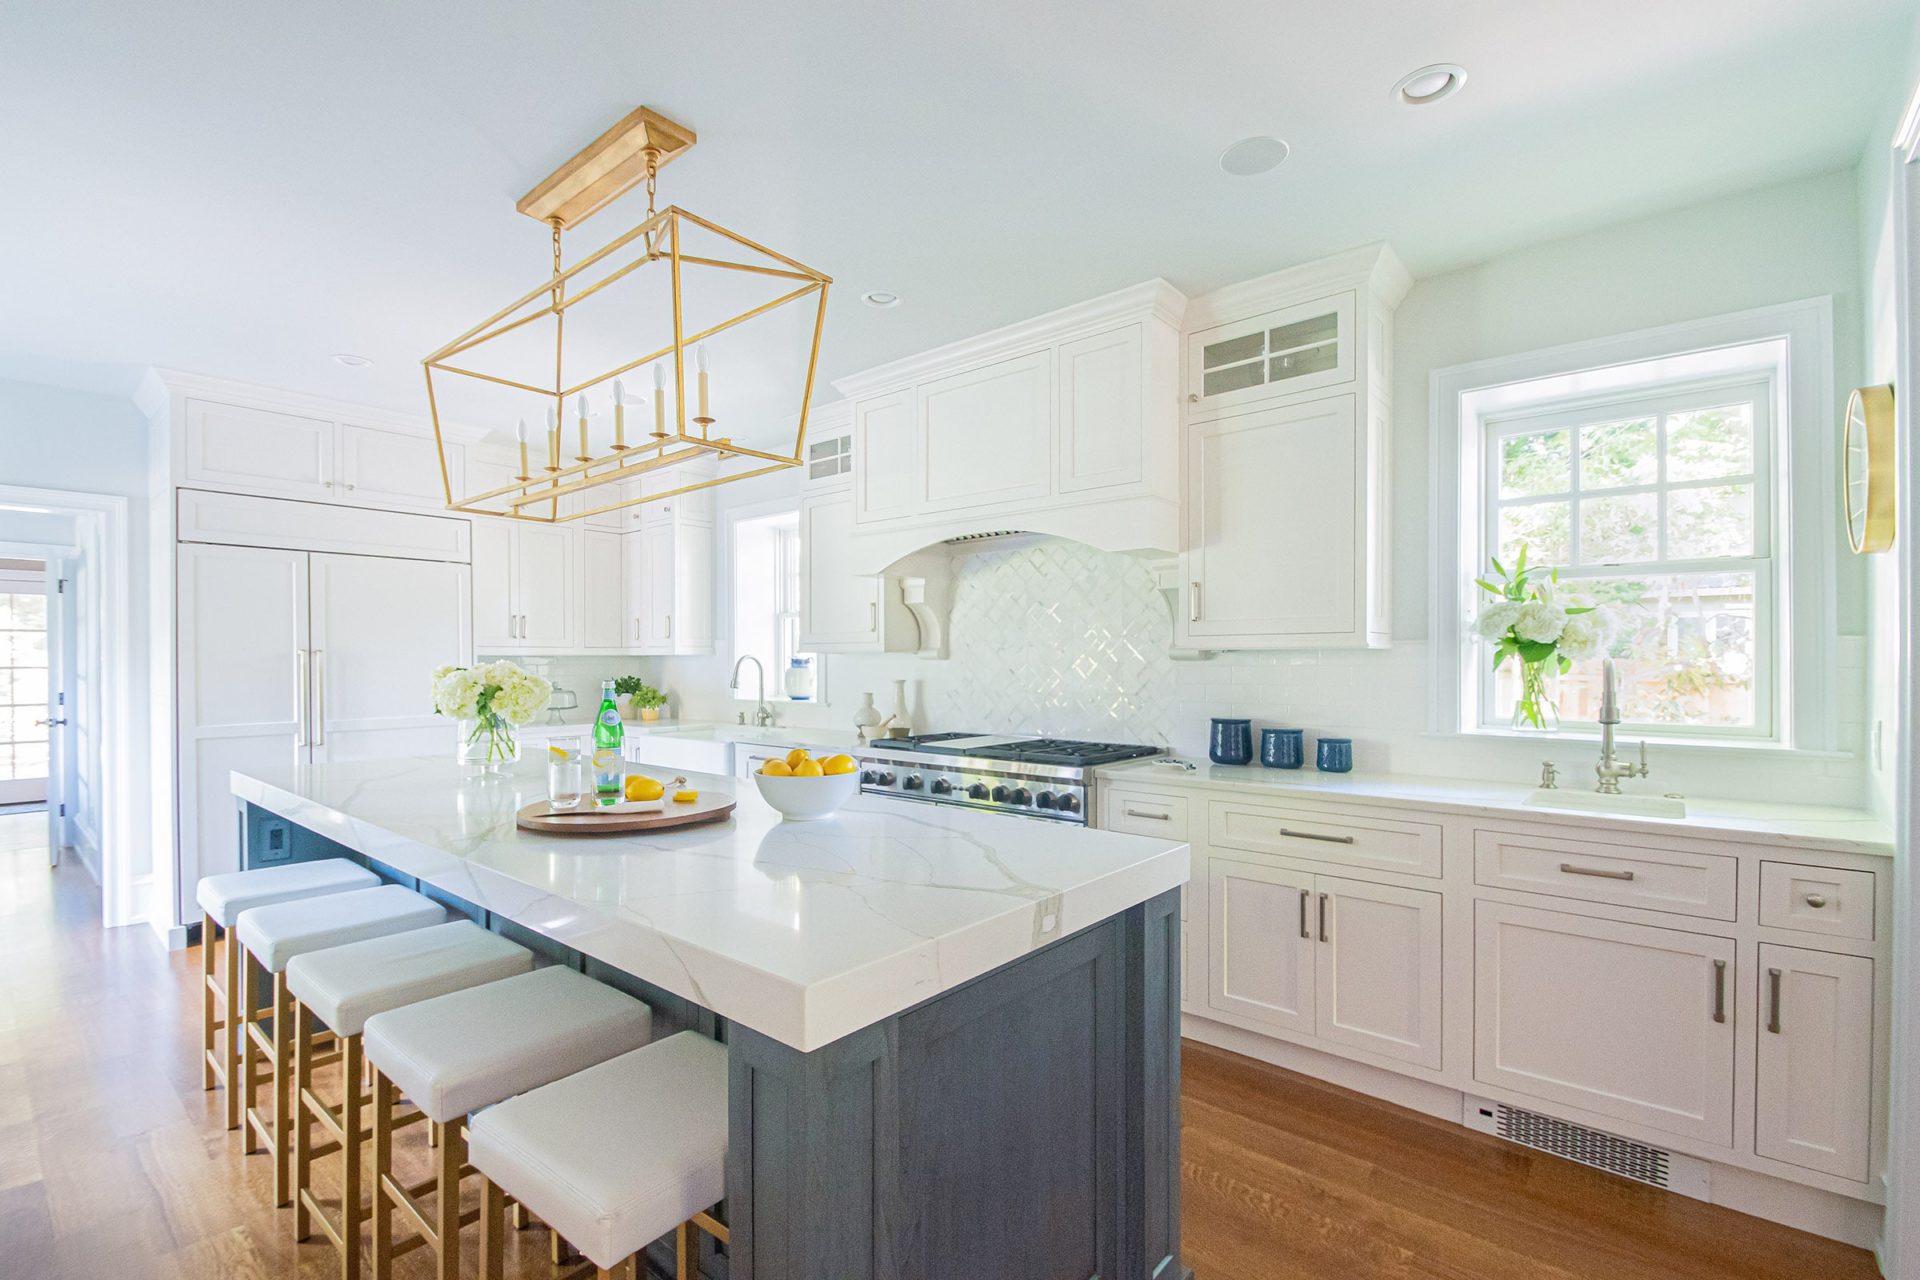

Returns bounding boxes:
[0,818,1884,1280]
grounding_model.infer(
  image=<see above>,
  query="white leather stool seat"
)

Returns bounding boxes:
[236,884,446,974]
[361,967,652,1125]
[196,859,380,928]
[468,1032,727,1270]
[284,921,534,1037]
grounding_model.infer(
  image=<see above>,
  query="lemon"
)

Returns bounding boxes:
[592,749,618,771]
[792,758,825,778]
[624,774,665,803]
[672,789,699,804]
[784,747,811,769]
[547,744,570,761]
[759,759,794,777]
[820,754,857,776]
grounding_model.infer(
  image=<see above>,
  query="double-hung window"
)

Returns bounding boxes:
[1479,377,1775,737]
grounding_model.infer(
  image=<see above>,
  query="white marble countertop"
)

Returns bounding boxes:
[518,717,867,753]
[231,756,1188,1052]
[1096,759,1894,857]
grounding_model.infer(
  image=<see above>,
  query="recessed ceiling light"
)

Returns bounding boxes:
[862,291,901,308]
[1218,136,1290,177]
[332,352,374,368]
[1394,63,1467,106]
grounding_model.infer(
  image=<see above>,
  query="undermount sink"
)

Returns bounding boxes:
[1524,788,1688,820]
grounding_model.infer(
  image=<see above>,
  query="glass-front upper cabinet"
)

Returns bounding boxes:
[1185,290,1356,414]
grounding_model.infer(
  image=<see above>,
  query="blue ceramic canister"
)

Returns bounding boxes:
[1315,736,1354,773]
[1209,718,1254,766]
[1260,727,1305,769]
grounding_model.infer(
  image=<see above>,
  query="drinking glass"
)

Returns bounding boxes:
[547,738,586,810]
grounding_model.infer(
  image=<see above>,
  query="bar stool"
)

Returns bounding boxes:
[196,859,381,1128]
[286,922,534,1280]
[236,884,449,1208]
[361,967,654,1280]
[470,1032,729,1280]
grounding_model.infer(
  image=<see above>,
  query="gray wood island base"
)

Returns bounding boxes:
[229,758,1190,1280]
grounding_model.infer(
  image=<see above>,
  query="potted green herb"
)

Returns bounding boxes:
[614,676,668,722]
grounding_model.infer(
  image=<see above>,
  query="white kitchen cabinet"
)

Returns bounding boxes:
[1755,945,1874,1181]
[471,520,577,652]
[1058,324,1146,493]
[1185,290,1355,415]
[630,457,717,529]
[1474,901,1736,1146]
[1207,859,1442,1068]
[799,489,882,649]
[183,399,335,499]
[576,528,627,650]
[1181,395,1384,648]
[853,389,917,524]
[627,522,713,655]
[918,351,1052,514]
[174,541,469,921]
[337,422,463,510]
[1207,858,1316,1036]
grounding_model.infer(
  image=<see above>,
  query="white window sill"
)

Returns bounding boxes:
[1435,728,1855,762]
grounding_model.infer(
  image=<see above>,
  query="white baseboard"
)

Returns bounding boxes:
[1180,1014,1884,1250]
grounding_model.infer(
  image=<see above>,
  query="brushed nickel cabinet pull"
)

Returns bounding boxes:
[1767,967,1782,1034]
[1318,893,1330,943]
[311,650,325,747]
[1804,893,1828,909]
[1281,828,1356,845]
[1124,807,1170,822]
[1711,959,1727,1024]
[294,649,309,748]
[1190,582,1202,622]
[869,601,878,630]
[1560,863,1635,881]
[1298,889,1310,940]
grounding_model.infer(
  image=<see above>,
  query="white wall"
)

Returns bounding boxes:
[0,376,151,905]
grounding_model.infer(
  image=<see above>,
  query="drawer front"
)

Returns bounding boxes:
[1473,830,1736,920]
[1209,800,1442,878]
[1759,862,1875,940]
[1101,788,1191,841]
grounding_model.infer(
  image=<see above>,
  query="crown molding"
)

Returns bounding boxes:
[136,366,489,444]
[1185,242,1413,331]
[832,279,1187,400]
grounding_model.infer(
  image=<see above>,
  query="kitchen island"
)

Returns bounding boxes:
[230,756,1189,1280]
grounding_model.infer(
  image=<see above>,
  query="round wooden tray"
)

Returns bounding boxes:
[516,792,736,835]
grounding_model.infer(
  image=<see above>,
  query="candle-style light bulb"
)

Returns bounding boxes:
[515,417,527,445]
[612,380,626,448]
[651,362,667,437]
[695,344,711,422]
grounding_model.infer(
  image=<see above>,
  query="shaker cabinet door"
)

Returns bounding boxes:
[1755,944,1874,1182]
[1314,876,1443,1069]
[1207,858,1316,1036]
[799,490,881,648]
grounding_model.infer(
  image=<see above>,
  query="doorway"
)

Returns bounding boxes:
[0,558,56,823]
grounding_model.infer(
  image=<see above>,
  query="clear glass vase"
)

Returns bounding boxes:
[457,711,520,774]
[1510,659,1562,732]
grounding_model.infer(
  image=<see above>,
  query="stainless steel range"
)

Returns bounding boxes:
[856,733,1163,824]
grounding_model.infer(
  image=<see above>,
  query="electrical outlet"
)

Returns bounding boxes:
[257,819,293,864]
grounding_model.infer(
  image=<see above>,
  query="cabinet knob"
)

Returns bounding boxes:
[1804,893,1828,909]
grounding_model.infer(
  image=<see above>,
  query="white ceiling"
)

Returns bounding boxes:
[1,0,1913,428]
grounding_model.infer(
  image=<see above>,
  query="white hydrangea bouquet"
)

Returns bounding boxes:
[1467,545,1611,731]
[431,660,552,771]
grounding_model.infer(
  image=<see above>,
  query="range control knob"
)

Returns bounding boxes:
[902,774,924,791]
[930,778,953,795]
[1056,793,1081,814]
[860,770,878,785]
[990,784,1011,802]
[967,783,990,800]
[875,771,897,787]
[1034,791,1057,810]
[1009,787,1033,806]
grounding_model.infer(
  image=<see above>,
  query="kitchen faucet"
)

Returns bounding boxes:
[1594,657,1650,794]
[731,655,774,728]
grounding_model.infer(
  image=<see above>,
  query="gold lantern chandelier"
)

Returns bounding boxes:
[421,106,831,522]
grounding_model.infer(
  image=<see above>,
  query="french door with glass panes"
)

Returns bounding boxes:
[0,571,49,806]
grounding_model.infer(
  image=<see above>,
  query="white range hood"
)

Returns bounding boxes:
[830,279,1188,575]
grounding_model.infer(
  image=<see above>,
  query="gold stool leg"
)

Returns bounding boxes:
[272,971,295,1206]
[676,1221,692,1280]
[478,1178,506,1280]
[240,950,262,1154]
[293,1000,315,1240]
[201,911,218,1091]
[435,1121,465,1280]
[225,920,244,1130]
[340,1033,366,1280]
[371,1070,394,1280]
[599,1259,637,1280]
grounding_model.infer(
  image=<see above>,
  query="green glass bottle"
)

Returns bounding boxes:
[593,678,624,802]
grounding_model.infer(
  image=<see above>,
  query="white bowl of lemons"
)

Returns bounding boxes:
[752,748,861,821]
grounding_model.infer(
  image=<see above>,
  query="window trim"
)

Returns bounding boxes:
[1428,298,1838,752]
[723,498,822,705]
